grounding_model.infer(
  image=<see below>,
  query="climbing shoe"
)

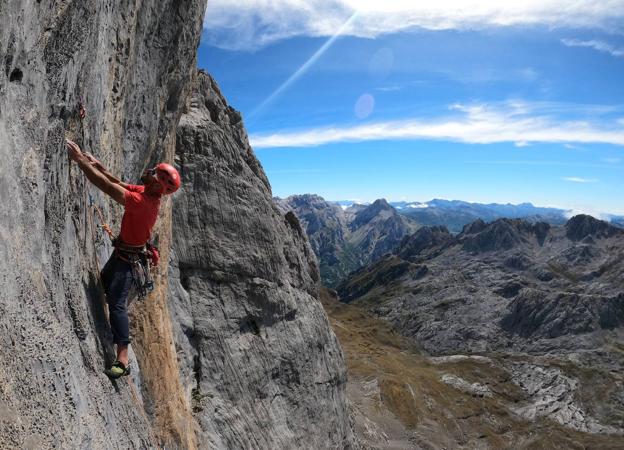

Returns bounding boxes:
[105,360,131,379]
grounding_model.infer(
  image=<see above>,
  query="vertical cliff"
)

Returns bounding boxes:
[169,71,356,449]
[1,2,357,449]
[0,1,206,448]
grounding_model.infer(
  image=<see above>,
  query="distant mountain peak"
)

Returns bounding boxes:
[461,218,487,235]
[370,198,392,209]
[286,193,327,203]
[565,214,622,241]
[351,198,397,228]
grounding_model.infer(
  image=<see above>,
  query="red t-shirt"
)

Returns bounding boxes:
[118,185,161,246]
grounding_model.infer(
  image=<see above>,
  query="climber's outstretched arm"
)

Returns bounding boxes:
[66,139,127,205]
[83,152,131,189]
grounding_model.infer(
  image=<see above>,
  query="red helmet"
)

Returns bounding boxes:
[155,163,181,194]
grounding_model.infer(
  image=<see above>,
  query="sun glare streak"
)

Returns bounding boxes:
[248,11,360,121]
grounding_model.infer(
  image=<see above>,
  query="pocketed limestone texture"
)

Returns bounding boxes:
[0,1,205,448]
[169,71,356,449]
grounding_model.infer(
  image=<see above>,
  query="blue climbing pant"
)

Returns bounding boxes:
[101,254,133,346]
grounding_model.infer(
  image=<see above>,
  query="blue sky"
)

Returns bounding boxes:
[198,1,624,215]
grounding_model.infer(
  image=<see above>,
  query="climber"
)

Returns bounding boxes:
[66,139,181,379]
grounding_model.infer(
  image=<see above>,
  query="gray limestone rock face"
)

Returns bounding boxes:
[169,71,356,449]
[0,1,206,448]
[278,194,351,287]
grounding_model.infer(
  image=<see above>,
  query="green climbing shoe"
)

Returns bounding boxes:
[105,360,131,379]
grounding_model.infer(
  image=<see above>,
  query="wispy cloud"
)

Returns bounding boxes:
[602,157,622,164]
[562,177,598,183]
[204,1,624,50]
[561,38,624,58]
[250,101,624,148]
[464,160,618,169]
[375,85,403,92]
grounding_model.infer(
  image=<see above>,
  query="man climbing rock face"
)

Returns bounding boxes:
[66,139,181,378]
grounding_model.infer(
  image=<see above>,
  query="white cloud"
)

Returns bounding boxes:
[561,38,624,58]
[249,101,624,148]
[563,207,612,220]
[204,1,624,50]
[561,177,598,183]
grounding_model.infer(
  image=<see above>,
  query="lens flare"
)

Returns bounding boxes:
[355,94,375,119]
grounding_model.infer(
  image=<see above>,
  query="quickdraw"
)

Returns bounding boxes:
[89,193,114,241]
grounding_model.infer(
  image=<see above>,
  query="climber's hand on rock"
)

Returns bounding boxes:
[66,139,82,162]
[84,152,103,170]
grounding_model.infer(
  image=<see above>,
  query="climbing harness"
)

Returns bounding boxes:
[88,193,159,300]
[112,239,155,299]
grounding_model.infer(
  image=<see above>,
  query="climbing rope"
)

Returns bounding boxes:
[89,193,115,242]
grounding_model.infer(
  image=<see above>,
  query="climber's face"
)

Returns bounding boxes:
[141,167,157,185]
[141,167,164,195]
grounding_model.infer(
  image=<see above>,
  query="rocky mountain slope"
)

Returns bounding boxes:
[169,71,355,449]
[0,2,355,449]
[336,215,624,442]
[278,195,418,287]
[322,287,624,449]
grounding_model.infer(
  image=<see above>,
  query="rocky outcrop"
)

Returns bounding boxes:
[460,218,486,234]
[169,71,356,449]
[276,194,350,287]
[337,256,428,303]
[397,225,454,261]
[461,218,550,253]
[280,196,418,286]
[566,214,623,241]
[508,362,622,434]
[501,290,624,338]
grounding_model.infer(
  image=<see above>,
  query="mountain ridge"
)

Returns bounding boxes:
[335,198,624,233]
[337,214,624,356]
[276,194,418,287]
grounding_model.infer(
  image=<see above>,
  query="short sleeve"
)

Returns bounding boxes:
[126,184,143,193]
[124,190,143,209]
